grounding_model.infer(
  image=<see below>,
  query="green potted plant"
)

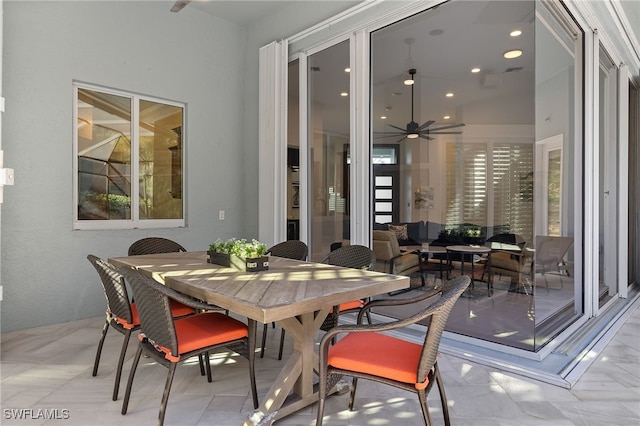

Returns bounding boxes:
[208,238,269,272]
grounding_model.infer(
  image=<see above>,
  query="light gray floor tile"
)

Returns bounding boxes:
[2,305,639,425]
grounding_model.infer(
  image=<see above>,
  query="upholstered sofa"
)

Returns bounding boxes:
[374,220,507,247]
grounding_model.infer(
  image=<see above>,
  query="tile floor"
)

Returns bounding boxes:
[1,303,639,426]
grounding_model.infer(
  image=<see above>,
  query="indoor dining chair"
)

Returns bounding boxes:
[86,255,195,401]
[316,275,471,426]
[261,240,308,359]
[127,237,187,256]
[118,267,259,426]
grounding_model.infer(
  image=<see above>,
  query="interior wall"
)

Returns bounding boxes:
[0,1,249,332]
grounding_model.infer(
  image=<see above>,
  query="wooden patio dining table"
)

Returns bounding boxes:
[109,250,409,425]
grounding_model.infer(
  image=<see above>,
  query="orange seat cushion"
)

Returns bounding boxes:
[169,300,196,318]
[113,304,140,329]
[174,312,248,356]
[332,299,364,313]
[116,300,193,329]
[328,332,427,388]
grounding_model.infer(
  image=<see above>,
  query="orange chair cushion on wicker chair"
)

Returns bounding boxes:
[114,300,194,330]
[174,313,249,355]
[333,300,364,312]
[328,332,427,388]
[144,312,250,362]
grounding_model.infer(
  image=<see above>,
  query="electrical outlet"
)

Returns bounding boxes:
[219,210,225,220]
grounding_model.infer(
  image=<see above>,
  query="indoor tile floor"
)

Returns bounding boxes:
[1,303,639,426]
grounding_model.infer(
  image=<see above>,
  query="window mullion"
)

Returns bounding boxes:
[131,95,140,223]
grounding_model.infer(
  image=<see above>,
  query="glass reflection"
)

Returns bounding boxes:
[370,0,581,351]
[308,40,351,261]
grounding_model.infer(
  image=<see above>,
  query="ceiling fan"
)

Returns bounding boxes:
[375,68,465,143]
[170,0,191,13]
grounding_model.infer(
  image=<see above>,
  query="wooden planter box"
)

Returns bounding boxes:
[208,251,269,272]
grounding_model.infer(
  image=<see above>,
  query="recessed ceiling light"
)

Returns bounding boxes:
[510,30,522,37]
[471,67,481,73]
[445,92,454,98]
[380,116,387,120]
[444,115,450,120]
[404,78,415,86]
[344,67,351,73]
[340,92,348,97]
[504,49,523,59]
[429,29,444,36]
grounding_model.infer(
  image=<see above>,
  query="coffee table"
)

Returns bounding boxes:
[445,245,492,296]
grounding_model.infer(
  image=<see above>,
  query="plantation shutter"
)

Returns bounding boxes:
[446,142,533,242]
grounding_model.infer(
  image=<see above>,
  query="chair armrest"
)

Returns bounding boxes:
[377,252,412,273]
[356,287,442,323]
[318,276,470,361]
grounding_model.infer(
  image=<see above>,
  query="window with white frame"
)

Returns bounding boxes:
[74,83,185,229]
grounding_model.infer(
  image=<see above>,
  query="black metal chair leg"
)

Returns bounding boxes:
[112,329,132,401]
[121,345,143,415]
[158,364,177,426]
[278,328,286,360]
[260,323,268,358]
[92,318,109,377]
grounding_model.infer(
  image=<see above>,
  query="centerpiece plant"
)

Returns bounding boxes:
[208,238,269,272]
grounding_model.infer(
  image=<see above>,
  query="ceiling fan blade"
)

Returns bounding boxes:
[428,123,466,131]
[419,134,434,141]
[428,131,464,135]
[394,136,408,143]
[170,0,191,13]
[418,120,435,130]
[374,133,407,139]
[386,124,407,132]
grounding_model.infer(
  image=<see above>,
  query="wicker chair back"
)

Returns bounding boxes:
[322,244,376,270]
[127,237,186,256]
[119,268,180,357]
[87,254,134,328]
[267,240,308,261]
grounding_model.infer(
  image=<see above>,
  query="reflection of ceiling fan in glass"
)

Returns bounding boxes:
[375,68,465,143]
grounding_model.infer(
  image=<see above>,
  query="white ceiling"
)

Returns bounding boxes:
[178,1,297,26]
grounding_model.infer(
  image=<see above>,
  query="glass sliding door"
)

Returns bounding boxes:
[532,2,582,349]
[287,60,301,241]
[629,81,640,287]
[370,0,583,351]
[597,44,619,308]
[308,40,351,261]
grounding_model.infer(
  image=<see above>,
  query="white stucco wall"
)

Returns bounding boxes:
[1,1,249,332]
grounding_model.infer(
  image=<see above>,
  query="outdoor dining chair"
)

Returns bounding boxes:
[127,237,187,256]
[261,240,308,359]
[118,267,258,426]
[316,275,471,426]
[268,244,376,360]
[321,244,377,325]
[86,255,195,401]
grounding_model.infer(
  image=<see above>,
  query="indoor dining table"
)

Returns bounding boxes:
[109,250,409,425]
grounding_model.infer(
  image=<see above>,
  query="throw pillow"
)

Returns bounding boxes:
[388,224,408,241]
